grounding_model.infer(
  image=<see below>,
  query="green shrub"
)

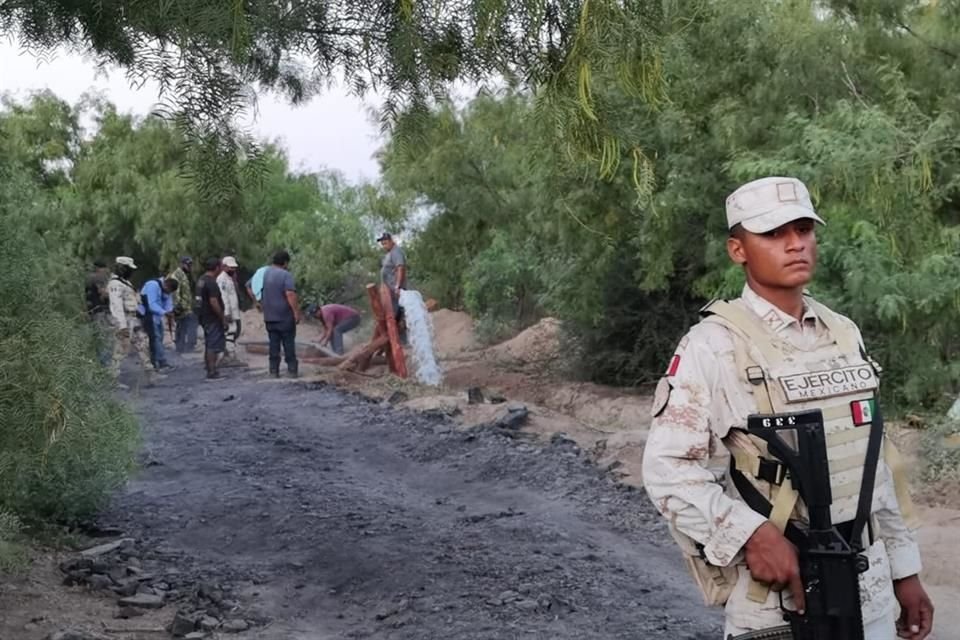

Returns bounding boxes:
[0,510,26,573]
[0,160,139,525]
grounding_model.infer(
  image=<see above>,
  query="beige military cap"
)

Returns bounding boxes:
[725,176,825,234]
[115,256,138,269]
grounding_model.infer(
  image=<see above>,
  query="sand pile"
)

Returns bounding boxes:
[488,317,562,364]
[430,309,477,359]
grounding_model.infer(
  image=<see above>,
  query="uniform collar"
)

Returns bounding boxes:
[741,284,819,334]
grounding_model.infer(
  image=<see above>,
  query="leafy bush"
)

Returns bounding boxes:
[463,232,543,342]
[0,510,26,573]
[0,160,139,524]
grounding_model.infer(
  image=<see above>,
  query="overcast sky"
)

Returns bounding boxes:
[0,42,383,182]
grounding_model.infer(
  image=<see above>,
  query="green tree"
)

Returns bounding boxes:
[1,0,667,201]
[0,153,139,526]
[382,1,960,406]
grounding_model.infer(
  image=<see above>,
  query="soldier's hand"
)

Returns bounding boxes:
[895,575,934,639]
[744,521,805,614]
[118,328,130,339]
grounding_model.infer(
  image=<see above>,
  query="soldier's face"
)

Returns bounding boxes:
[727,218,817,289]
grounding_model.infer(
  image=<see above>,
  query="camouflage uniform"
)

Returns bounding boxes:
[169,264,198,353]
[642,285,921,639]
[216,268,244,362]
[107,274,152,374]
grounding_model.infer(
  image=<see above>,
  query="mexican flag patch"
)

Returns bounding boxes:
[850,398,876,426]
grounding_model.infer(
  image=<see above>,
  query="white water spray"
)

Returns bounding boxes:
[399,289,443,386]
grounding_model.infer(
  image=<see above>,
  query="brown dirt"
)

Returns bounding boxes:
[430,309,477,359]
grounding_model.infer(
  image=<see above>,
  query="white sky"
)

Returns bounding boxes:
[0,42,383,182]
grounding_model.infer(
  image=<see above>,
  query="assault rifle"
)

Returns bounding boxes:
[729,407,883,640]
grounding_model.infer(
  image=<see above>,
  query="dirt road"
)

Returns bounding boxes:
[88,361,720,639]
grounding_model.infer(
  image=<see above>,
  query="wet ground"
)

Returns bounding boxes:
[97,356,721,639]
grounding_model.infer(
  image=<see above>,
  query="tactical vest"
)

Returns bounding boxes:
[110,276,140,316]
[699,296,916,608]
[702,297,877,527]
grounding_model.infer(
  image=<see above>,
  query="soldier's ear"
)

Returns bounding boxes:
[727,236,747,265]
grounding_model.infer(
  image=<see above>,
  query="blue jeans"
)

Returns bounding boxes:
[175,313,198,353]
[266,320,297,374]
[146,315,169,367]
[331,314,361,355]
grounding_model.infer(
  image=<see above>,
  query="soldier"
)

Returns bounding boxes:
[85,259,112,366]
[107,257,157,383]
[217,256,245,366]
[642,177,933,640]
[169,256,198,353]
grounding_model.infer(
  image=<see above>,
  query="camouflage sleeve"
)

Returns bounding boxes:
[169,270,191,311]
[849,325,923,579]
[873,460,923,580]
[642,330,767,567]
[107,281,126,329]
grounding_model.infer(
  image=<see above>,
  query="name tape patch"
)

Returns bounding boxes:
[777,364,878,403]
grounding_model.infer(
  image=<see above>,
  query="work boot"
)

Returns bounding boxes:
[220,354,247,368]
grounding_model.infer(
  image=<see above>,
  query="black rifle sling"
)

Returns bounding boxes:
[849,400,885,550]
[728,460,807,549]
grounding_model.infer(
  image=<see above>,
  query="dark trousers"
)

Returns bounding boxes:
[142,314,161,368]
[266,321,297,374]
[175,313,198,353]
[331,314,361,355]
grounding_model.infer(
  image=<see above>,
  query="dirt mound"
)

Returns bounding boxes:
[430,309,477,359]
[488,317,562,364]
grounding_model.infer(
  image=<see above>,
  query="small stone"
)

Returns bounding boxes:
[79,538,134,558]
[497,406,529,430]
[59,558,93,574]
[90,560,110,574]
[168,610,198,637]
[185,633,208,640]
[46,631,109,640]
[118,593,165,609]
[222,619,249,633]
[387,390,409,404]
[62,571,88,587]
[517,583,535,594]
[516,599,539,612]
[114,607,146,619]
[111,579,140,597]
[497,590,520,603]
[466,386,485,404]
[199,616,220,631]
[86,574,113,591]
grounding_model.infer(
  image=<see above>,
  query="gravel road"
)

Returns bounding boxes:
[101,362,721,639]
